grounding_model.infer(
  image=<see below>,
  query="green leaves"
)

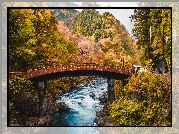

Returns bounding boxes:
[131,8,171,69]
[68,9,141,65]
[108,99,144,126]
[9,76,40,119]
[9,76,36,94]
[109,71,171,126]
[9,9,78,71]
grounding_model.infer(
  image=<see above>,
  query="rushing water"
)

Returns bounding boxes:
[51,77,108,126]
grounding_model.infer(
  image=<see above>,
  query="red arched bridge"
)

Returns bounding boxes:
[9,63,137,80]
[9,63,138,116]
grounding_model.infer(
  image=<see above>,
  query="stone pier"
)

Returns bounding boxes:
[107,79,115,103]
[38,82,46,116]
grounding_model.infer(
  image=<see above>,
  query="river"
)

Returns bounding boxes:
[51,77,108,126]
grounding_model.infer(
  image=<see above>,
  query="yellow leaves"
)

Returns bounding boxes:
[126,70,171,104]
[41,43,47,48]
[44,9,52,16]
[127,75,139,93]
[108,98,144,126]
[19,9,35,19]
[25,49,35,56]
[37,10,43,21]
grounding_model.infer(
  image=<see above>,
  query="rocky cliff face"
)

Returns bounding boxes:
[94,104,113,126]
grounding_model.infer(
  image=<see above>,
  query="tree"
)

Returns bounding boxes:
[9,8,77,71]
[108,70,171,126]
[130,8,171,71]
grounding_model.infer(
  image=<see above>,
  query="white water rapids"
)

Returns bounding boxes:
[51,77,108,126]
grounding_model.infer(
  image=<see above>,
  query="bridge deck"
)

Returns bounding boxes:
[9,63,137,79]
[9,72,27,79]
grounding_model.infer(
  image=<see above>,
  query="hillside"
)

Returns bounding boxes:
[69,9,142,65]
[51,9,79,27]
[54,9,142,66]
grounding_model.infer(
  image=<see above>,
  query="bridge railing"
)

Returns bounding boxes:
[9,72,27,79]
[26,63,137,79]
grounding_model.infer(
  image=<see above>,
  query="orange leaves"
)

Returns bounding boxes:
[110,70,171,126]
[128,74,139,93]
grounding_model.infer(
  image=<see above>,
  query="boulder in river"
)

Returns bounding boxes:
[99,93,108,103]
[89,92,95,98]
[94,108,113,126]
[55,102,70,112]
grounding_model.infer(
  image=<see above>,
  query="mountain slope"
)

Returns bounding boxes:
[69,9,141,65]
[51,9,79,27]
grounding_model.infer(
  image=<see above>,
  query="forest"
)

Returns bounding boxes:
[6,2,173,127]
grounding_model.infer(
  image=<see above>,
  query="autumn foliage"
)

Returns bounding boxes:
[108,71,171,126]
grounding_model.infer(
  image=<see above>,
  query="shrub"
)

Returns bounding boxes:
[108,70,171,126]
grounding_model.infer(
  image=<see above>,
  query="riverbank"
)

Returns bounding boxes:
[94,104,113,126]
[9,94,112,127]
[9,76,101,126]
[9,100,70,126]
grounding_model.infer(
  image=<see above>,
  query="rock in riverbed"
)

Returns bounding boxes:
[55,102,70,112]
[99,92,108,103]
[94,105,113,126]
